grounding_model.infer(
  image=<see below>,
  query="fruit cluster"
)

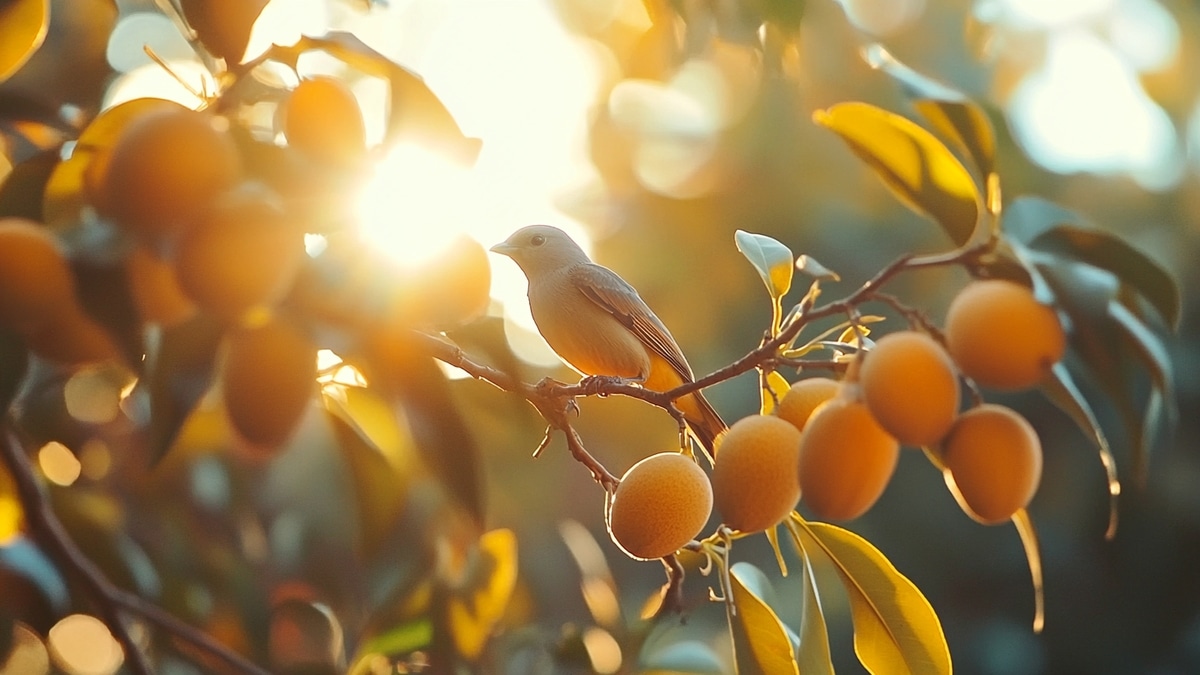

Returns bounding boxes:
[606,278,1066,560]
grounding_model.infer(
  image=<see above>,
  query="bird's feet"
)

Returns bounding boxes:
[578,374,638,397]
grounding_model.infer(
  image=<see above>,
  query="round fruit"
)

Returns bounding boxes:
[282,77,367,165]
[942,404,1042,524]
[398,236,492,328]
[944,279,1066,391]
[125,245,197,327]
[608,452,712,560]
[798,394,899,521]
[775,377,839,432]
[711,415,802,532]
[174,188,303,323]
[102,106,241,240]
[860,331,960,446]
[25,308,120,365]
[222,317,317,448]
[0,218,77,331]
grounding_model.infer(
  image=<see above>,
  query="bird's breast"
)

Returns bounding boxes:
[528,276,650,379]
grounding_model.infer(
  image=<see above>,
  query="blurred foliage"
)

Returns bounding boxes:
[0,0,1196,674]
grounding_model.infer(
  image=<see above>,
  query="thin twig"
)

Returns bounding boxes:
[654,554,687,621]
[0,426,272,675]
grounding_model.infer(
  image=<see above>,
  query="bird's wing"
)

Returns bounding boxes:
[569,262,695,382]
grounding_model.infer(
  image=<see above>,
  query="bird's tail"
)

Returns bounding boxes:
[680,389,727,460]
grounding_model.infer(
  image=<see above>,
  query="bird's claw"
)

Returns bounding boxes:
[578,374,633,397]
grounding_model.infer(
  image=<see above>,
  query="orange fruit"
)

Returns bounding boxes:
[608,452,712,560]
[102,106,241,240]
[180,0,269,64]
[0,218,77,331]
[222,317,317,448]
[397,236,492,328]
[775,377,839,431]
[711,415,802,532]
[25,307,120,365]
[860,331,960,446]
[174,188,304,323]
[282,77,367,165]
[798,393,899,521]
[942,404,1042,524]
[125,245,197,327]
[944,279,1066,391]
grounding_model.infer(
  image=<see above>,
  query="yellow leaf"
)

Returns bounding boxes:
[0,461,22,544]
[449,528,518,661]
[761,370,791,416]
[814,102,979,247]
[728,563,799,675]
[0,0,47,83]
[792,516,951,675]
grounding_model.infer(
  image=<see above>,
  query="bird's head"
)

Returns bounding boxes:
[490,224,591,276]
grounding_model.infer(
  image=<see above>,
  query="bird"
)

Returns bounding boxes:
[491,224,726,455]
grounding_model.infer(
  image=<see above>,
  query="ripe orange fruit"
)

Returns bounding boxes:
[397,236,492,328]
[860,331,960,446]
[0,218,78,332]
[125,245,197,327]
[798,393,899,521]
[944,279,1066,391]
[608,452,712,560]
[174,188,304,323]
[25,307,120,365]
[942,404,1042,524]
[102,106,241,240]
[711,415,802,532]
[775,377,839,431]
[222,317,317,448]
[282,77,367,165]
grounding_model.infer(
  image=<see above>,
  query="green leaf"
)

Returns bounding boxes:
[1033,224,1179,330]
[0,0,48,83]
[728,562,800,675]
[1041,363,1120,540]
[640,639,726,674]
[794,539,835,675]
[864,44,996,181]
[814,101,978,247]
[349,620,434,672]
[736,230,794,300]
[1107,298,1176,485]
[1010,510,1045,633]
[141,314,226,463]
[792,517,951,675]
[257,33,482,164]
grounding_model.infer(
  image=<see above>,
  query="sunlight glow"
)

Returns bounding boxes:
[994,0,1114,28]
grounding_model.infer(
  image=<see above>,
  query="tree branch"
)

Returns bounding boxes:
[0,426,272,675]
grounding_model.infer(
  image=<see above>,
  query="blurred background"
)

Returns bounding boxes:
[3,0,1198,673]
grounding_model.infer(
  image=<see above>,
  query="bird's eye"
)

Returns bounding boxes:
[530,234,546,247]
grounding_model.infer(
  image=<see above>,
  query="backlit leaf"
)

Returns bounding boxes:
[448,528,518,661]
[761,370,791,415]
[795,254,839,282]
[181,0,269,64]
[640,639,726,674]
[142,314,225,463]
[1107,298,1176,485]
[728,562,800,675]
[864,45,996,180]
[0,0,48,83]
[259,33,482,164]
[348,620,434,672]
[814,102,978,247]
[792,516,951,675]
[1010,510,1045,633]
[736,230,794,300]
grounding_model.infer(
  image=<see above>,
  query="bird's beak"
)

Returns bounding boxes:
[489,241,517,257]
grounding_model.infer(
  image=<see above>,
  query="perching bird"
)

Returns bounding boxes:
[491,224,726,454]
